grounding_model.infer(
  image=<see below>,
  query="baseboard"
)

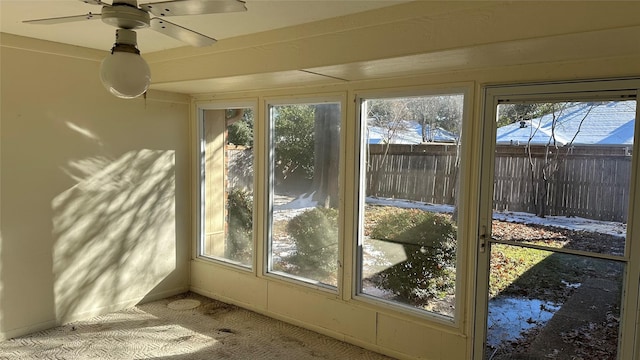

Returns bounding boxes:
[0,286,190,341]
[63,286,191,323]
[0,319,58,341]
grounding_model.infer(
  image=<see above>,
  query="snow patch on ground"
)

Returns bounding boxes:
[273,193,318,222]
[487,297,561,348]
[275,192,318,210]
[366,196,455,214]
[561,280,582,289]
[492,211,626,238]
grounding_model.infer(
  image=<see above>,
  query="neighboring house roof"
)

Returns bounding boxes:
[367,121,458,144]
[496,101,636,146]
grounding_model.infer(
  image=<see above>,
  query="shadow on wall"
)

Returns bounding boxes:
[52,149,176,323]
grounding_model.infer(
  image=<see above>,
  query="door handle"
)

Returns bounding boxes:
[479,225,487,253]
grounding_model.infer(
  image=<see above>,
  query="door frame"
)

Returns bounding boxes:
[473,78,640,360]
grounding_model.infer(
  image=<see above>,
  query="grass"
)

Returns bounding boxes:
[493,246,623,303]
[366,205,612,303]
[489,244,551,298]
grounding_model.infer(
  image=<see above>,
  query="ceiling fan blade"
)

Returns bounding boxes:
[140,0,247,17]
[23,13,101,25]
[149,17,216,47]
[79,0,109,5]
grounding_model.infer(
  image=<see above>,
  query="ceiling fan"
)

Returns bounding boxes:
[24,0,248,99]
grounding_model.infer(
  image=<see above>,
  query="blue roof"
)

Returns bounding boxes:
[496,101,636,146]
[367,121,458,144]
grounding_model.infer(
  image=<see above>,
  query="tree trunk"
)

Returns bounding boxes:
[311,104,340,208]
[536,176,548,218]
[449,144,461,224]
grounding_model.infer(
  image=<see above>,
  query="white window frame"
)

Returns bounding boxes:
[263,94,347,294]
[195,99,259,272]
[352,84,473,329]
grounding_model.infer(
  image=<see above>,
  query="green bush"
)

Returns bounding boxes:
[286,207,339,280]
[370,209,456,305]
[226,188,253,264]
[227,121,253,146]
[273,105,315,180]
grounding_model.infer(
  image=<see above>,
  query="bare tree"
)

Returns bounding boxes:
[368,99,412,144]
[526,103,594,217]
[407,95,463,143]
[407,97,438,142]
[366,99,411,197]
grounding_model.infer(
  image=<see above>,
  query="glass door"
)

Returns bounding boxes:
[475,80,640,360]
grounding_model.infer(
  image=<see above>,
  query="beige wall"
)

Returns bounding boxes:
[0,36,191,340]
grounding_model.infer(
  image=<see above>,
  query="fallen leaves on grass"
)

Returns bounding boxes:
[492,220,624,256]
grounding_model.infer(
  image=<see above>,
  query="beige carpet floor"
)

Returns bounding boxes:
[0,292,394,360]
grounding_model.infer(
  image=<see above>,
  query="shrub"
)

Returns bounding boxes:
[370,209,456,305]
[273,105,315,180]
[226,188,253,264]
[227,121,253,146]
[286,207,339,280]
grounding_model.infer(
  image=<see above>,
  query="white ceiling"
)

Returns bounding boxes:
[0,0,409,53]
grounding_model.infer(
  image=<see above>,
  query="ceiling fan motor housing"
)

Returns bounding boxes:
[113,29,140,51]
[102,3,150,29]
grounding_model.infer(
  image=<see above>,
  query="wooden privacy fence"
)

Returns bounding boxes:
[227,145,254,191]
[366,144,459,206]
[366,144,632,222]
[493,145,632,222]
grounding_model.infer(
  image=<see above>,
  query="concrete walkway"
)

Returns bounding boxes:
[496,277,620,360]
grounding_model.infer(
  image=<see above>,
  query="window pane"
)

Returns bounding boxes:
[201,108,254,267]
[494,100,635,256]
[269,103,341,287]
[359,94,464,318]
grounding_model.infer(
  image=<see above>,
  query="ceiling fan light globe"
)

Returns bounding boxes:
[100,51,151,99]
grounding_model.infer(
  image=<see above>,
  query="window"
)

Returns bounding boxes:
[357,93,465,319]
[200,107,255,268]
[267,101,342,288]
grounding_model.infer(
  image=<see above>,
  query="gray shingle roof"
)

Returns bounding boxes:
[496,101,636,146]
